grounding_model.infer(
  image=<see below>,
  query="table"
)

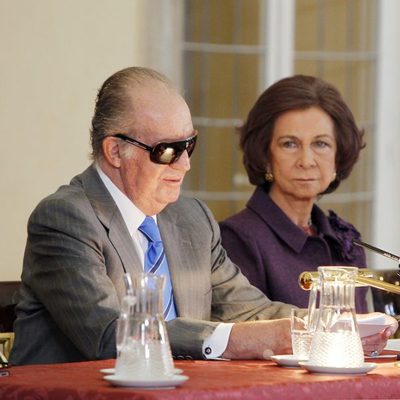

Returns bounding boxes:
[1,356,400,400]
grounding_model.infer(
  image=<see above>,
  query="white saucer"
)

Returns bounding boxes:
[385,338,400,352]
[299,361,377,375]
[104,374,189,389]
[271,354,308,367]
[100,367,183,375]
[100,368,116,375]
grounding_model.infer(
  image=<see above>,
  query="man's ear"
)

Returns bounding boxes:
[102,136,122,168]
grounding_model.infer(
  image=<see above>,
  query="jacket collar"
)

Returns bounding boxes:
[247,186,339,253]
[71,164,142,277]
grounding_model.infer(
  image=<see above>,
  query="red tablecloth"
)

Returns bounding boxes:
[1,357,400,400]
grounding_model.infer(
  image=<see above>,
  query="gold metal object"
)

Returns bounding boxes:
[298,269,400,294]
[0,333,14,361]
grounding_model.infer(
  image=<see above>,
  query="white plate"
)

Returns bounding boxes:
[100,367,183,375]
[104,374,189,389]
[384,338,400,352]
[271,354,308,367]
[299,361,376,375]
[100,368,116,375]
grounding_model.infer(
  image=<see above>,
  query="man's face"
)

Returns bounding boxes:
[118,86,194,215]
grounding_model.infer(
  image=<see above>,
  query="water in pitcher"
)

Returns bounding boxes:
[114,273,175,379]
[308,266,364,368]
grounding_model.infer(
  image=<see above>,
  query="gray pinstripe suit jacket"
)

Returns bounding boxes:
[10,165,293,365]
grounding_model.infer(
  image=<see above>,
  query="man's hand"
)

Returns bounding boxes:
[222,319,292,359]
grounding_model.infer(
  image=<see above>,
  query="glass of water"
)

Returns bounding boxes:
[290,308,313,359]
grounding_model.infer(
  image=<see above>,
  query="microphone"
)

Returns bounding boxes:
[352,239,400,274]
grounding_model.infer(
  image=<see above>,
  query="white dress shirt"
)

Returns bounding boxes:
[95,164,233,359]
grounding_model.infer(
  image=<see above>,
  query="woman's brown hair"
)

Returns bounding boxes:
[240,74,365,194]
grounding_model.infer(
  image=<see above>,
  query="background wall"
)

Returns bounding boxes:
[372,0,400,269]
[0,0,149,280]
[1,0,399,281]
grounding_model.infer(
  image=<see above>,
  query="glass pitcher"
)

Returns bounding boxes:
[306,276,320,333]
[308,266,364,368]
[115,273,135,357]
[115,272,174,379]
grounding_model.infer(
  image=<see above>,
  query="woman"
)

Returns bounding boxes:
[220,75,368,312]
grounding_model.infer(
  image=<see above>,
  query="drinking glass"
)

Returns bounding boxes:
[291,308,313,359]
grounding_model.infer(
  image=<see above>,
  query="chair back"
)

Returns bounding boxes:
[0,281,21,332]
[0,281,21,360]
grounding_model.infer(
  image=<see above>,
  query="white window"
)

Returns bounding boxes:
[144,0,399,267]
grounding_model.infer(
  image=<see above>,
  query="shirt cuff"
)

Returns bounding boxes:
[202,323,234,359]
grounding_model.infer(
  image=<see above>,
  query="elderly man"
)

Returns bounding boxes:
[10,67,293,365]
[10,67,394,365]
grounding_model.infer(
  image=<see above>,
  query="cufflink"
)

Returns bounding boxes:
[205,347,212,355]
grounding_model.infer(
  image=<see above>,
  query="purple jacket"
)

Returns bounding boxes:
[220,186,368,313]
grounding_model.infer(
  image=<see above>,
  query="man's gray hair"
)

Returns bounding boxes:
[90,66,174,160]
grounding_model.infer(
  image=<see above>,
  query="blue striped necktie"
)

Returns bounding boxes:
[138,216,177,321]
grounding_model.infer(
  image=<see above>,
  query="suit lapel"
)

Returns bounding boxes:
[78,165,142,277]
[158,206,206,318]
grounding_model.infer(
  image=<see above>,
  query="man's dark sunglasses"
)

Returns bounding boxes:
[113,132,197,165]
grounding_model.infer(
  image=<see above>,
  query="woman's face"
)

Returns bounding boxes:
[268,106,337,202]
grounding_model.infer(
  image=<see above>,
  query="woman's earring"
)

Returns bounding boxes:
[332,171,337,182]
[265,172,274,182]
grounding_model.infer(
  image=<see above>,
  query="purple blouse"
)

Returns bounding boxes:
[220,186,368,313]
